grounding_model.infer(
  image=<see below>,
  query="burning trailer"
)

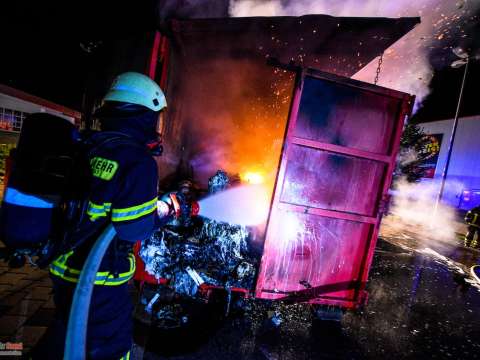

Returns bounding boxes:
[124,14,420,327]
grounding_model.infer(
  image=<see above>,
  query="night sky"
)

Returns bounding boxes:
[0,1,479,122]
[412,60,480,123]
[0,1,158,110]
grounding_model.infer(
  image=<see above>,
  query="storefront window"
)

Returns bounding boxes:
[0,107,28,196]
[0,107,29,132]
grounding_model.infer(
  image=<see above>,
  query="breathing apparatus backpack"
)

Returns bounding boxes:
[0,113,91,268]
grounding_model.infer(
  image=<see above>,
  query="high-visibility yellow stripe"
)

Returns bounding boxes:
[50,268,80,283]
[112,198,157,214]
[52,250,74,266]
[89,214,105,221]
[111,206,156,222]
[119,351,131,360]
[88,201,105,210]
[88,198,158,222]
[87,201,112,212]
[111,198,157,222]
[50,253,135,286]
[87,201,113,221]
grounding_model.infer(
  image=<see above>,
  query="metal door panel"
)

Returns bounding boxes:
[258,208,373,300]
[280,145,387,217]
[294,76,402,155]
[255,68,414,308]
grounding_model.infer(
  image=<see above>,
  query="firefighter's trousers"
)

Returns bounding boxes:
[465,225,480,249]
[32,276,133,359]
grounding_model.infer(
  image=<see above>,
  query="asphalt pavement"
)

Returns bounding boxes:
[134,238,480,360]
[1,221,479,359]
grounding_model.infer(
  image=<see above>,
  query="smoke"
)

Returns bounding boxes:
[398,147,420,167]
[229,0,480,110]
[172,56,293,190]
[383,178,465,247]
[199,184,270,225]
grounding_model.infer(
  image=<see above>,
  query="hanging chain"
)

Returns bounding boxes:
[374,53,383,85]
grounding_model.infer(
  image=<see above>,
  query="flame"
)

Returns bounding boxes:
[241,171,265,184]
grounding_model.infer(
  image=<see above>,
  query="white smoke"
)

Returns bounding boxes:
[398,147,420,167]
[229,0,479,110]
[383,178,465,247]
[198,184,270,226]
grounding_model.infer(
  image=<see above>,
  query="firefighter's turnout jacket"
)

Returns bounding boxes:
[465,206,480,228]
[43,131,159,360]
[50,132,158,284]
[465,206,480,249]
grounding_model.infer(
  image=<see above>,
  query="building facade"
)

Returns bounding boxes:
[419,115,480,209]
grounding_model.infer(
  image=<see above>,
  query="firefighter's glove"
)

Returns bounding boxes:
[157,200,172,218]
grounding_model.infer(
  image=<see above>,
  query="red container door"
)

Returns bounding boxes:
[255,69,414,309]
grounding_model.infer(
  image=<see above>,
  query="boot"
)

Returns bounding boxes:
[464,234,473,248]
[471,232,479,249]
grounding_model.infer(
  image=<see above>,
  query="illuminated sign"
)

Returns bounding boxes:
[419,134,443,178]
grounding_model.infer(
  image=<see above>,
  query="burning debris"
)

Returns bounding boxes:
[140,219,258,298]
[208,170,230,194]
[140,218,256,296]
[139,172,259,307]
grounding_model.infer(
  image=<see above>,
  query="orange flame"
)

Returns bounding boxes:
[241,171,265,184]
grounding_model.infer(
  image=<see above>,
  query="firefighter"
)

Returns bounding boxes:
[33,72,167,360]
[157,180,200,229]
[464,206,480,249]
[208,170,229,194]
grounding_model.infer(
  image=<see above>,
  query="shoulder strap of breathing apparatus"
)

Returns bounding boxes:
[53,132,146,259]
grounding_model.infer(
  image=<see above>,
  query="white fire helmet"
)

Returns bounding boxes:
[103,72,167,112]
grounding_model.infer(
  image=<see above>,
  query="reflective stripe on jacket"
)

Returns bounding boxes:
[50,251,136,286]
[119,351,131,360]
[86,198,157,223]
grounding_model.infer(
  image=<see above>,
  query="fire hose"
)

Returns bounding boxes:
[64,224,117,360]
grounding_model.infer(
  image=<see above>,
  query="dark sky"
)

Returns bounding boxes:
[0,1,159,110]
[412,61,480,123]
[0,1,479,121]
[412,3,480,123]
